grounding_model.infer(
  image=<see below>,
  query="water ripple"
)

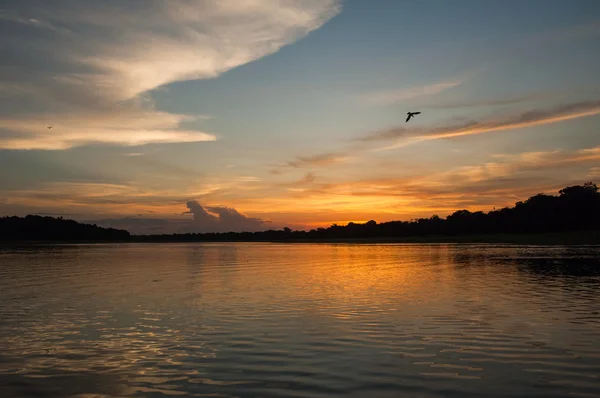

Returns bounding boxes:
[1,243,599,397]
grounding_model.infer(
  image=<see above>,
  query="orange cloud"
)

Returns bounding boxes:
[3,145,599,231]
[238,145,600,227]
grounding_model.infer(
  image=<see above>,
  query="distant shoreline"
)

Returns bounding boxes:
[269,230,600,245]
[2,230,599,246]
[3,183,599,246]
[133,230,600,245]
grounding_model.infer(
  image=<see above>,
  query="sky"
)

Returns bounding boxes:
[1,0,600,234]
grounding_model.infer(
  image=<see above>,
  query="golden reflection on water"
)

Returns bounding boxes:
[1,243,600,398]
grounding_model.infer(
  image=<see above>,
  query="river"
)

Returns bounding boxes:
[1,243,599,397]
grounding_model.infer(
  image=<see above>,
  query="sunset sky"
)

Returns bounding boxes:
[1,0,600,234]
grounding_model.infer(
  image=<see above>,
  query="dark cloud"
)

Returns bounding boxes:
[90,202,269,235]
[186,201,267,233]
[269,152,349,175]
[287,152,347,168]
[297,172,317,185]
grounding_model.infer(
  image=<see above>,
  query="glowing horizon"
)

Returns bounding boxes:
[1,1,600,234]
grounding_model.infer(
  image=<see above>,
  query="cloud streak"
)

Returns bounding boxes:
[270,151,351,174]
[361,79,465,106]
[422,90,569,110]
[360,99,600,149]
[0,118,217,150]
[271,145,600,221]
[3,145,599,231]
[274,99,600,175]
[0,0,341,149]
[287,152,348,168]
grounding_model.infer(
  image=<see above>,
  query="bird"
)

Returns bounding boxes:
[405,111,421,123]
[47,126,52,129]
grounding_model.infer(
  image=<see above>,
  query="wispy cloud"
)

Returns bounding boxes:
[270,99,600,174]
[432,148,600,188]
[361,79,465,106]
[0,173,267,215]
[361,99,600,149]
[589,167,600,177]
[0,0,341,149]
[423,86,600,110]
[269,151,351,175]
[424,91,562,110]
[358,68,486,106]
[270,145,600,222]
[5,145,598,230]
[287,152,348,168]
[0,119,217,150]
[281,172,317,192]
[297,172,317,185]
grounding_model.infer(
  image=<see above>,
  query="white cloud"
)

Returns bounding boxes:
[0,110,216,149]
[0,0,341,149]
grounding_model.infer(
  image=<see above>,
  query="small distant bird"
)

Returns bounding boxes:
[47,126,52,129]
[405,111,421,123]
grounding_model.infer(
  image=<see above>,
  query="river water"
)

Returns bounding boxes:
[0,243,599,398]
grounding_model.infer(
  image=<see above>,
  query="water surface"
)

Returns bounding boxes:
[1,243,599,397]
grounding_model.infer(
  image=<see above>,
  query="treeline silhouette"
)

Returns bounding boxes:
[1,182,598,242]
[0,215,130,242]
[140,181,600,242]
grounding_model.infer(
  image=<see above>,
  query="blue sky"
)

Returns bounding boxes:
[1,0,600,233]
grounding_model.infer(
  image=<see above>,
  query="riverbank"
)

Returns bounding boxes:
[2,230,599,246]
[132,230,600,245]
[268,230,600,245]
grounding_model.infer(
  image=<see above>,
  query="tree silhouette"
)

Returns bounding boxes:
[0,215,130,241]
[2,182,599,242]
[138,181,600,242]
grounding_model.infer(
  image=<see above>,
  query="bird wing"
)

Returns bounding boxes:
[414,112,421,115]
[405,114,411,122]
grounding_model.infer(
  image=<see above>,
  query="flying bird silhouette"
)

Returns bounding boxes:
[405,112,421,123]
[47,126,52,129]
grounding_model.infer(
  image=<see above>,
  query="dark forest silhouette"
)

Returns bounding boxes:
[1,182,599,242]
[0,215,130,242]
